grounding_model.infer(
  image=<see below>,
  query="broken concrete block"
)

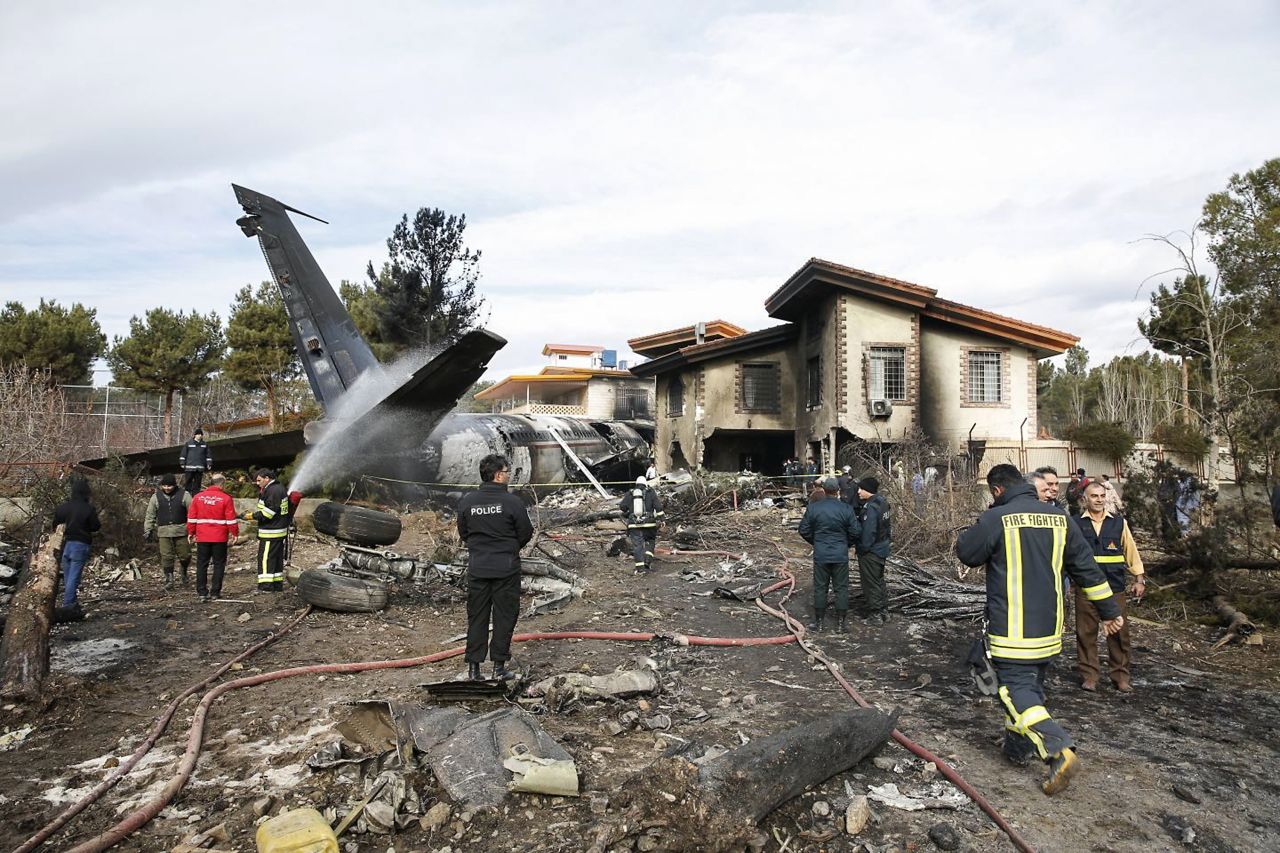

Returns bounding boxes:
[845,795,870,834]
[252,795,276,817]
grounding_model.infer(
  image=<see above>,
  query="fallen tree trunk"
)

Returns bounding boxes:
[0,526,62,702]
[589,707,897,852]
[1210,595,1256,650]
[1147,556,1280,573]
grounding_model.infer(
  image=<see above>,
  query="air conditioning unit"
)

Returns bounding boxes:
[869,399,893,418]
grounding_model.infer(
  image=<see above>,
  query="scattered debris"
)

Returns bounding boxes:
[866,782,967,811]
[845,795,871,834]
[0,724,35,751]
[504,746,580,796]
[529,667,659,708]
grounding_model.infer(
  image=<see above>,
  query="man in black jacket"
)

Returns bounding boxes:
[798,478,861,633]
[179,427,213,493]
[457,454,534,681]
[957,463,1123,795]
[245,468,289,592]
[53,474,101,608]
[854,477,892,626]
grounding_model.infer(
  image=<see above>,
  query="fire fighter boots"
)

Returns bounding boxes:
[1042,747,1080,795]
[809,609,826,633]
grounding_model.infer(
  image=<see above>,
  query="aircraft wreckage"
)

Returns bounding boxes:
[84,186,651,500]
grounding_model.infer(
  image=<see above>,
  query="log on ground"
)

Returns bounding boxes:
[589,706,897,852]
[0,527,62,702]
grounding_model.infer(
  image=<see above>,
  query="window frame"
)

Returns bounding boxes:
[867,346,907,402]
[666,374,685,417]
[739,361,781,414]
[806,355,822,410]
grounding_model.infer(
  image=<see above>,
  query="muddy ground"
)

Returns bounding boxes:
[1,504,1277,853]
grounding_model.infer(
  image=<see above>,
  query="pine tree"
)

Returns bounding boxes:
[0,299,106,385]
[224,283,301,431]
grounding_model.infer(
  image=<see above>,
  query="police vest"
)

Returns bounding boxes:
[155,488,188,526]
[1075,513,1127,592]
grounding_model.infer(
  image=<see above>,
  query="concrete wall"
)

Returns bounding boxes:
[918,319,1037,450]
[835,294,919,440]
[584,377,655,421]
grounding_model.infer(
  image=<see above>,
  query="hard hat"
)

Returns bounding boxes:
[636,475,647,485]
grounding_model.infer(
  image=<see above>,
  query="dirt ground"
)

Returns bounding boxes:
[1,505,1278,853]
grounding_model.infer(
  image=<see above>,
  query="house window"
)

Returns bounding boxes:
[806,356,822,409]
[558,354,568,361]
[868,347,906,401]
[615,386,650,420]
[806,306,825,341]
[968,350,1003,403]
[667,375,685,416]
[741,362,780,413]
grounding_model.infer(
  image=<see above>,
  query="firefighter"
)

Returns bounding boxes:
[456,454,534,681]
[179,427,213,493]
[1074,480,1145,692]
[956,463,1123,795]
[621,475,664,574]
[187,473,239,602]
[143,473,192,588]
[242,468,289,592]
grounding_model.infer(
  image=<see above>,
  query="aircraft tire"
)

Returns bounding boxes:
[312,502,402,547]
[296,566,389,613]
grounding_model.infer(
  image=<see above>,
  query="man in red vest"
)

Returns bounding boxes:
[187,473,239,602]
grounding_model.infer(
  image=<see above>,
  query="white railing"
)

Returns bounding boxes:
[492,401,587,416]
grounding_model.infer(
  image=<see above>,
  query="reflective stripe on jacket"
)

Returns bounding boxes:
[956,482,1119,662]
[620,487,664,528]
[253,480,291,539]
[187,486,240,543]
[1074,512,1127,592]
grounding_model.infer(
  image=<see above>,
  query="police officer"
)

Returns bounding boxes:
[957,463,1123,795]
[621,475,664,574]
[798,478,861,633]
[854,477,892,625]
[244,468,289,592]
[457,454,534,681]
[179,427,213,493]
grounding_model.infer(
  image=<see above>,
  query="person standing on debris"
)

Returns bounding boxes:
[242,468,289,592]
[621,475,665,574]
[1074,481,1145,693]
[457,454,534,680]
[188,473,239,602]
[798,478,861,633]
[853,477,892,626]
[144,473,192,588]
[52,474,101,609]
[179,427,213,493]
[956,463,1123,795]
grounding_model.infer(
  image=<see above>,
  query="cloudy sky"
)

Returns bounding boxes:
[2,1,1277,385]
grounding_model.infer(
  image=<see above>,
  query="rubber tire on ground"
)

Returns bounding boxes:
[311,502,402,547]
[296,567,389,613]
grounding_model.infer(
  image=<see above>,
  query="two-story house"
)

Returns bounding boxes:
[475,343,656,422]
[629,258,1077,473]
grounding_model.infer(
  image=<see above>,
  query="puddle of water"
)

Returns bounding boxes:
[50,638,137,675]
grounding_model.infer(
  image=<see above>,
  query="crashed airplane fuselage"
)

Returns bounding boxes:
[231,184,650,497]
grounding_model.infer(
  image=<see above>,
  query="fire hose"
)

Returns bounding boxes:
[752,538,1038,853]
[14,607,314,853]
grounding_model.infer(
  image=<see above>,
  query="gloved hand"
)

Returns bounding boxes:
[240,511,254,521]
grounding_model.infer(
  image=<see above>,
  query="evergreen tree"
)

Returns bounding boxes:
[224,283,300,431]
[107,308,224,443]
[0,299,106,385]
[365,207,486,352]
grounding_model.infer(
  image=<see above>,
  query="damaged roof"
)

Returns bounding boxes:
[627,320,748,358]
[629,324,798,377]
[765,258,1079,357]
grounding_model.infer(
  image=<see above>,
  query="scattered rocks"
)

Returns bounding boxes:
[873,756,898,771]
[252,795,276,817]
[811,799,831,817]
[1172,783,1202,805]
[237,612,251,623]
[920,761,939,781]
[928,822,960,850]
[845,795,871,834]
[420,802,451,830]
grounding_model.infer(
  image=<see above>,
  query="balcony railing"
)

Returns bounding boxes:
[492,399,587,416]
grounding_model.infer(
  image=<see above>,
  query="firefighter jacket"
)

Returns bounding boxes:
[956,482,1119,662]
[620,487,664,529]
[179,439,212,472]
[797,498,860,563]
[145,488,191,538]
[1074,511,1144,593]
[856,494,891,558]
[252,480,291,539]
[187,486,239,543]
[456,482,534,578]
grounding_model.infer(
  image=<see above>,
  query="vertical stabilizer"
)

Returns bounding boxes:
[232,184,377,411]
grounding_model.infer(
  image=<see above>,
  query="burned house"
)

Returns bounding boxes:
[475,344,655,422]
[629,259,1077,473]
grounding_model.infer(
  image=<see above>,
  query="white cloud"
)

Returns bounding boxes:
[2,0,1278,385]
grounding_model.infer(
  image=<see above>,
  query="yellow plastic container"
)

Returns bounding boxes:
[255,807,339,853]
